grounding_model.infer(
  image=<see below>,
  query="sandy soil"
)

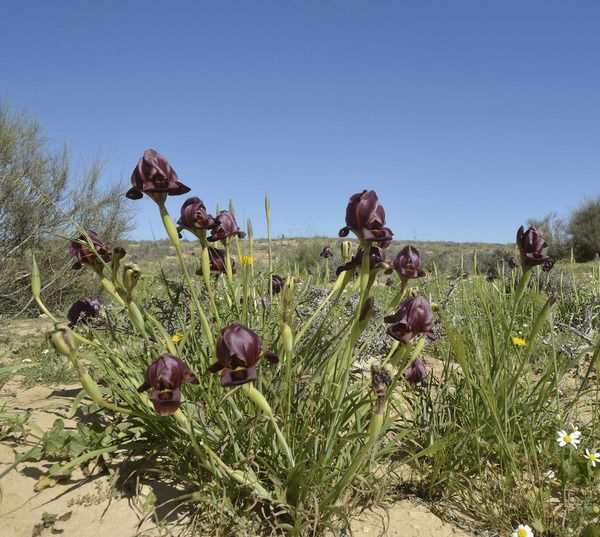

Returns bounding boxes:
[0,320,476,536]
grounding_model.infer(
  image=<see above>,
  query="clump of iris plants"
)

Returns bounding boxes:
[28,149,600,536]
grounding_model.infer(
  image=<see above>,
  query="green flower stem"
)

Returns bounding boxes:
[144,310,177,355]
[241,383,295,468]
[281,322,294,420]
[63,351,134,416]
[320,399,385,510]
[199,246,222,328]
[295,269,356,344]
[173,408,272,500]
[158,203,215,353]
[514,267,532,306]
[97,275,126,307]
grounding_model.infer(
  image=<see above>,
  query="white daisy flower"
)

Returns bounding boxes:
[585,449,600,467]
[512,524,534,537]
[557,429,581,448]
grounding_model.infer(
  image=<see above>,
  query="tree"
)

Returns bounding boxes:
[567,195,600,263]
[0,98,135,317]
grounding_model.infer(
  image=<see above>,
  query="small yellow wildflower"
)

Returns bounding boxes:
[239,256,254,266]
[172,332,184,343]
[512,337,526,346]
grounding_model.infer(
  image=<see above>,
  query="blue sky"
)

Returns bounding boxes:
[2,1,599,244]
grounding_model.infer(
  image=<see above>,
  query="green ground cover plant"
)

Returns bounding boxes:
[7,148,600,536]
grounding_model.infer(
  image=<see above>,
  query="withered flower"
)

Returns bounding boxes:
[320,246,333,258]
[404,356,427,384]
[208,210,246,243]
[508,257,517,269]
[392,245,426,280]
[384,296,436,344]
[516,225,550,269]
[208,323,279,387]
[126,149,191,200]
[67,297,103,326]
[336,246,387,276]
[177,197,216,233]
[338,190,393,244]
[137,354,199,416]
[68,230,112,271]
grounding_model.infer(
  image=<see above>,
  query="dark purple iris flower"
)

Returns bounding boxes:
[126,149,191,200]
[68,230,112,271]
[177,197,216,233]
[393,245,426,280]
[208,323,279,387]
[384,296,436,344]
[67,297,104,326]
[338,190,393,244]
[336,246,386,276]
[404,356,427,384]
[516,225,550,269]
[271,274,285,294]
[137,354,199,416]
[320,246,333,258]
[208,210,246,243]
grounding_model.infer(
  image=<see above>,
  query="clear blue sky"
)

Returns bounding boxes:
[2,1,599,244]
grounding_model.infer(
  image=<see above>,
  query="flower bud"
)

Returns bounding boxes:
[47,324,77,357]
[122,263,142,294]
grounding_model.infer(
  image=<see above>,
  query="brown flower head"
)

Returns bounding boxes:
[338,190,393,244]
[384,296,436,344]
[137,354,199,416]
[516,225,550,269]
[68,230,112,271]
[177,197,216,233]
[208,210,246,243]
[126,149,191,200]
[208,323,279,387]
[392,245,426,280]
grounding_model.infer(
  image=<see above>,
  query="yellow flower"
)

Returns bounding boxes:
[239,256,254,266]
[512,337,526,346]
[172,332,184,343]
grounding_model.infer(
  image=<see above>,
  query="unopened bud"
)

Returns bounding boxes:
[47,323,76,357]
[122,263,142,294]
[341,240,353,263]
